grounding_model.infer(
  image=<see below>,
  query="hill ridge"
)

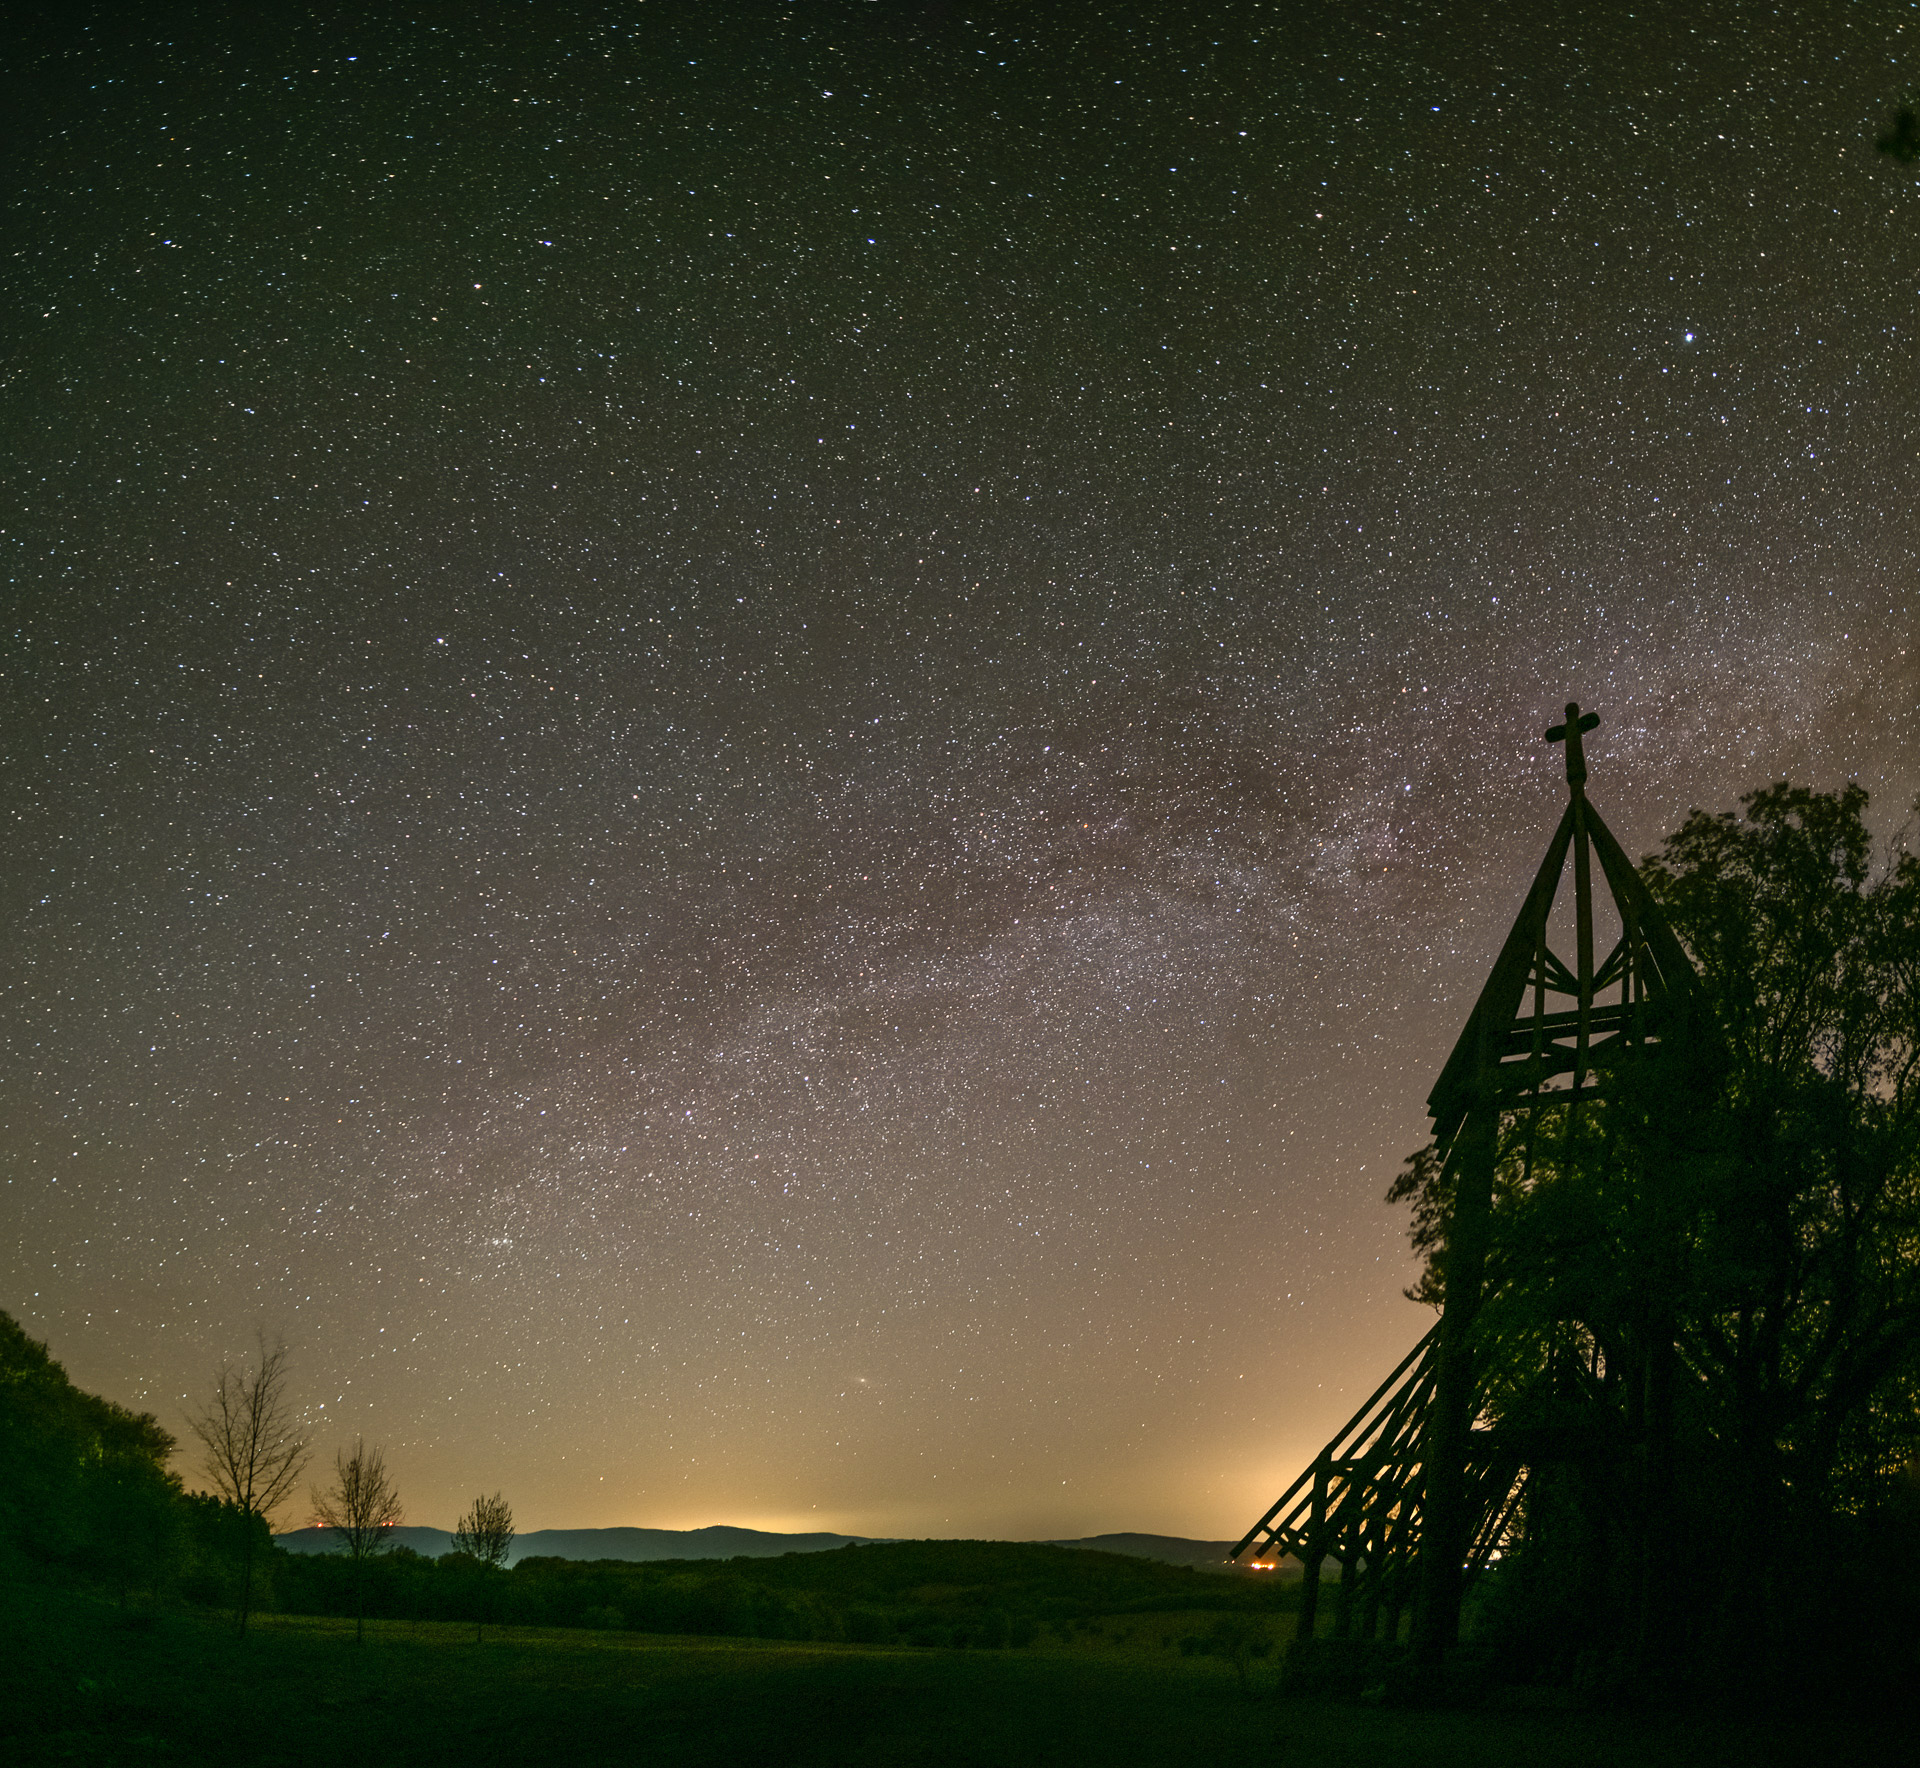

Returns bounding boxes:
[274,1524,1246,1569]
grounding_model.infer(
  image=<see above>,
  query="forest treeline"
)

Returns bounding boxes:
[272,1535,1287,1647]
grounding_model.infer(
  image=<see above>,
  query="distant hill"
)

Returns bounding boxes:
[1048,1534,1318,1577]
[1049,1534,1238,1569]
[275,1524,882,1564]
[274,1523,1311,1576]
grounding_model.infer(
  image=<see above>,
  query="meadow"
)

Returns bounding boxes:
[4,1576,1896,1768]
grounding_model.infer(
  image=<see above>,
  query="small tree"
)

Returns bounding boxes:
[311,1439,403,1644]
[185,1332,309,1635]
[450,1491,515,1641]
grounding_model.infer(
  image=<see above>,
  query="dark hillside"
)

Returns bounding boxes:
[1050,1534,1248,1571]
[269,1536,1295,1645]
[707,1539,1282,1617]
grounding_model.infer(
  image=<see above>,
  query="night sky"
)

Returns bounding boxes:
[5,3,1917,1542]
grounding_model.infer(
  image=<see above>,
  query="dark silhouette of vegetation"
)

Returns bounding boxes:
[0,1312,184,1601]
[1880,104,1920,165]
[1390,781,1920,1695]
[186,1334,310,1636]
[449,1490,513,1639]
[310,1440,402,1645]
[269,1536,1288,1647]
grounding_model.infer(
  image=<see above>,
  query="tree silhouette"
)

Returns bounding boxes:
[312,1439,403,1644]
[185,1332,309,1635]
[451,1491,515,1641]
[1639,783,1920,1654]
[1879,106,1920,166]
[1,1310,185,1601]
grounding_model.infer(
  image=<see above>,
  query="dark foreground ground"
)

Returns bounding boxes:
[2,1582,1901,1768]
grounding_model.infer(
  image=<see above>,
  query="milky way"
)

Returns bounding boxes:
[5,4,1917,1538]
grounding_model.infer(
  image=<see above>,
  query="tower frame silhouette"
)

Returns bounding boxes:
[1230,704,1703,1663]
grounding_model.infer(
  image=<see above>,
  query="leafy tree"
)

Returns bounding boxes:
[185,1333,310,1635]
[450,1491,514,1641]
[1879,105,1920,166]
[178,1490,273,1610]
[1640,784,1920,1643]
[0,1310,184,1598]
[86,1437,188,1606]
[312,1439,403,1644]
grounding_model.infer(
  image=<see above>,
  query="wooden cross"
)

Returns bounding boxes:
[1544,701,1600,789]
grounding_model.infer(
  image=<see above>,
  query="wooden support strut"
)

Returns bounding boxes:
[1230,1327,1438,1563]
[1413,1086,1497,1661]
[1361,1494,1388,1641]
[1295,1453,1330,1643]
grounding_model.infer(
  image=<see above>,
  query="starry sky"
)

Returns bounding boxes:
[5,2,1918,1542]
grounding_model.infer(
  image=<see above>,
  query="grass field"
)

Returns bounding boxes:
[2,1581,1898,1767]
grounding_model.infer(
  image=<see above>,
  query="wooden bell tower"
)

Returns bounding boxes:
[1230,705,1702,1663]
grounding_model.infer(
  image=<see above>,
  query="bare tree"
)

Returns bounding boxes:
[311,1439,403,1644]
[185,1332,310,1636]
[450,1491,515,1641]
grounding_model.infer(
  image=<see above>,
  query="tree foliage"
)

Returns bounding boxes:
[0,1310,184,1599]
[186,1334,310,1527]
[1642,784,1920,1517]
[451,1490,515,1640]
[451,1491,514,1571]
